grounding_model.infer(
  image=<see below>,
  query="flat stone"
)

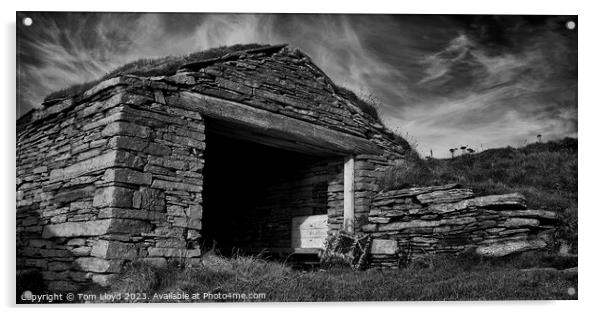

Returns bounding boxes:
[503,218,540,228]
[500,209,557,220]
[97,208,165,221]
[376,184,459,199]
[43,219,152,238]
[476,239,547,257]
[106,219,153,234]
[378,217,477,231]
[72,246,92,256]
[53,185,96,204]
[91,240,137,259]
[416,189,474,204]
[141,257,167,268]
[155,239,186,248]
[429,193,527,214]
[108,136,171,156]
[147,247,187,257]
[186,205,202,220]
[101,122,150,138]
[93,186,136,208]
[140,187,166,211]
[151,179,202,192]
[103,168,152,185]
[75,257,123,273]
[49,150,143,182]
[42,220,112,238]
[83,77,122,99]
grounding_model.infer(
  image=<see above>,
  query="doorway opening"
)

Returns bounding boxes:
[201,118,340,256]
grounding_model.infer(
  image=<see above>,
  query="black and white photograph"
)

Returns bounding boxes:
[10,5,584,307]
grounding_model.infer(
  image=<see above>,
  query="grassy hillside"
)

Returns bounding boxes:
[381,137,578,249]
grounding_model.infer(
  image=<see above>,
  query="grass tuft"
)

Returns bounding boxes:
[333,85,383,124]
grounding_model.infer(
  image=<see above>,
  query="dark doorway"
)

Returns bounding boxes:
[202,119,333,255]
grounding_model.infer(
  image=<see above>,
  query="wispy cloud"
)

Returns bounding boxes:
[17,13,577,157]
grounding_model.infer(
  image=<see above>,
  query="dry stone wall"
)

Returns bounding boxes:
[17,82,209,291]
[364,184,558,268]
[17,86,161,291]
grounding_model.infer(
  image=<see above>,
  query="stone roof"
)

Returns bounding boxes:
[19,44,410,154]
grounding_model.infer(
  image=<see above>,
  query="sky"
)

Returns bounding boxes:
[16,13,577,157]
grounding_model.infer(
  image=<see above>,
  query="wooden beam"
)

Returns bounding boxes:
[343,156,355,233]
[171,92,383,155]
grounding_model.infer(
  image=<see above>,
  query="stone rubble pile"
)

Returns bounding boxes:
[364,184,557,268]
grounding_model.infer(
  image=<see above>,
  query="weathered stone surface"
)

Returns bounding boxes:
[139,187,166,211]
[91,240,137,259]
[370,239,398,255]
[97,208,165,221]
[82,76,122,99]
[503,218,540,228]
[416,189,474,204]
[49,151,143,182]
[429,193,527,214]
[151,179,202,192]
[376,184,459,199]
[75,257,123,273]
[476,239,547,257]
[379,217,477,231]
[500,209,557,219]
[101,122,150,138]
[42,218,151,238]
[147,247,187,257]
[42,220,112,238]
[103,168,152,185]
[93,186,136,208]
[108,136,171,156]
[53,185,96,204]
[72,246,92,256]
[141,257,167,268]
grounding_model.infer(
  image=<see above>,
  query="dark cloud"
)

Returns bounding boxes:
[16,13,577,157]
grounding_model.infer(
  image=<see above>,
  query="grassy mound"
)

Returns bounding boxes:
[381,138,578,248]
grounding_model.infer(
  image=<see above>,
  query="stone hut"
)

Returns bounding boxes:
[17,44,556,291]
[16,44,410,290]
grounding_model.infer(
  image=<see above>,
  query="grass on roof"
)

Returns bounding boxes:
[333,85,383,124]
[43,43,387,126]
[44,43,266,102]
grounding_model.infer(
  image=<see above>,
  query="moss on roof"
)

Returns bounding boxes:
[44,43,267,102]
[43,43,384,125]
